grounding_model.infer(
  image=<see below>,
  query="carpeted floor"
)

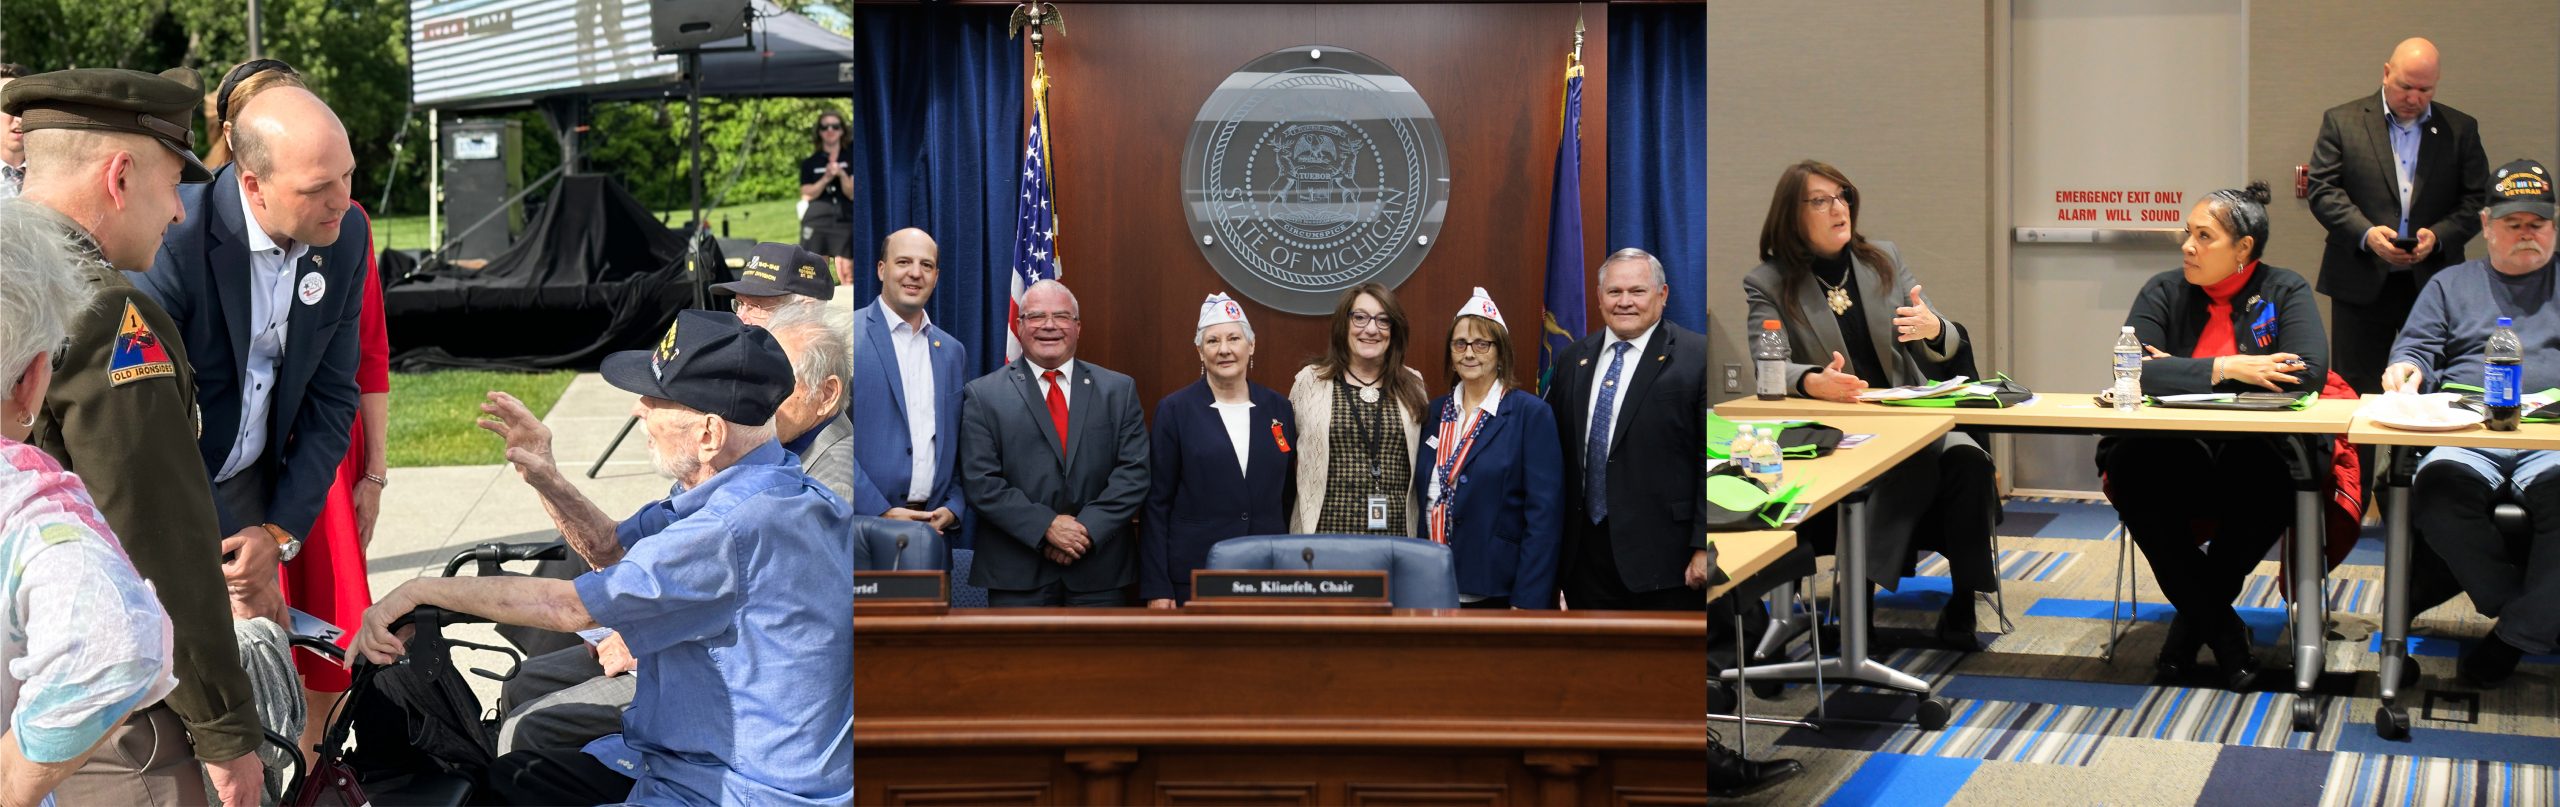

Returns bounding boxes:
[1720,496,2560,806]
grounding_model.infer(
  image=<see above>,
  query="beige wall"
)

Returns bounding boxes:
[1705,1,1995,401]
[2248,3,2560,311]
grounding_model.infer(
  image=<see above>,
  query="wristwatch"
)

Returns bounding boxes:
[260,523,303,562]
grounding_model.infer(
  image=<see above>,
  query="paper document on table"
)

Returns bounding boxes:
[1855,376,1970,401]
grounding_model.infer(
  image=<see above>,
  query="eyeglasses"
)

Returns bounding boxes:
[819,122,844,131]
[1019,311,1079,326]
[1347,312,1394,333]
[1450,338,1497,355]
[1803,194,1848,212]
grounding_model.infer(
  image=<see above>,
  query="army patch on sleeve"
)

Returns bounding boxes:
[108,300,176,386]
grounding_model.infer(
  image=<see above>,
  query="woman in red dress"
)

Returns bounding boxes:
[283,201,387,757]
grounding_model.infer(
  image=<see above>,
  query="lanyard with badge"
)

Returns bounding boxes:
[1342,376,1392,531]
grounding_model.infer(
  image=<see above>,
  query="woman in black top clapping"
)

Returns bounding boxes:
[799,111,856,287]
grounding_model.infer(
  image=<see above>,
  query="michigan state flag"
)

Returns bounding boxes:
[1538,59,1586,395]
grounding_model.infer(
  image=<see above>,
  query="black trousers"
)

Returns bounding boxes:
[2331,271,2421,396]
[986,580,1133,607]
[1562,519,1708,612]
[2412,454,2560,654]
[1790,438,2002,598]
[2102,437,2293,631]
[480,748,636,806]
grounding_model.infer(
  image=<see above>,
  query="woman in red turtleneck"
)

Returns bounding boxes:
[2100,182,2329,692]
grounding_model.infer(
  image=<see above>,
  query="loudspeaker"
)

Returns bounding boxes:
[440,119,524,262]
[651,0,748,53]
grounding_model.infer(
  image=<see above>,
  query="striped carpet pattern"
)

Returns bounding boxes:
[1723,496,2560,806]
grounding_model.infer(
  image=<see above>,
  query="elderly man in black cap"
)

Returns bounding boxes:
[714,241,835,327]
[2381,158,2560,687]
[4,67,272,806]
[348,310,854,806]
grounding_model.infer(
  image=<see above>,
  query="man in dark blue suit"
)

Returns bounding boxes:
[852,227,969,544]
[131,83,366,627]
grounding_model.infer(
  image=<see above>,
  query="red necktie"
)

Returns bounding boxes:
[1044,370,1069,453]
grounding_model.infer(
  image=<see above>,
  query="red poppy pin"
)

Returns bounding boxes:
[1270,420,1291,453]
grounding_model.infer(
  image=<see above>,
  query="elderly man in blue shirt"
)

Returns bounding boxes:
[347,310,854,806]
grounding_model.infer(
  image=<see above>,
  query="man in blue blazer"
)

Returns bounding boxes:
[132,84,365,622]
[852,227,969,544]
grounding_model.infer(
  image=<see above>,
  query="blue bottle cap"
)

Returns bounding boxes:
[2500,316,2515,327]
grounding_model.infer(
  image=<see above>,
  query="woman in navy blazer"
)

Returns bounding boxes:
[1143,294,1299,606]
[1414,289,1564,609]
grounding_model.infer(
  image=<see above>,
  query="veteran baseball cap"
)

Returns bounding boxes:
[601,310,797,427]
[712,242,836,301]
[0,67,212,183]
[2488,159,2555,221]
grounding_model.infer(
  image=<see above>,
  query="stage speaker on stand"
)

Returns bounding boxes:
[439,119,525,263]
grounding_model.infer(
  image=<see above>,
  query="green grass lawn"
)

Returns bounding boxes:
[387,370,578,468]
[370,197,806,254]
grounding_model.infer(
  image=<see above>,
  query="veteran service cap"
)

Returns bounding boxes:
[711,242,836,301]
[0,67,213,183]
[2488,159,2556,221]
[600,310,797,427]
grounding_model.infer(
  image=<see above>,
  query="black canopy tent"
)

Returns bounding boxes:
[388,0,852,371]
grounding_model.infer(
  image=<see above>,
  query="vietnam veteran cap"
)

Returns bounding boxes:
[600,309,797,427]
[711,242,836,301]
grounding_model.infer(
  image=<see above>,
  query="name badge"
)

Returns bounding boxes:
[852,571,949,615]
[1367,495,1390,530]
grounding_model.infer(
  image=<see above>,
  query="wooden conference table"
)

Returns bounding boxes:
[1714,394,2362,731]
[2346,406,2560,738]
[853,608,1709,806]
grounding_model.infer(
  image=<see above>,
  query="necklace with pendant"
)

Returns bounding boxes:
[1815,271,1854,316]
[1346,368,1383,403]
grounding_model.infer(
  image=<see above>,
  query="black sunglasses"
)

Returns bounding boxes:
[818,122,844,131]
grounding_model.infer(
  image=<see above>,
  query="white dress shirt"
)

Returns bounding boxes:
[879,299,940,504]
[1582,322,1658,462]
[216,180,307,483]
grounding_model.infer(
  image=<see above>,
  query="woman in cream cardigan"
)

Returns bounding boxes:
[1288,282,1429,536]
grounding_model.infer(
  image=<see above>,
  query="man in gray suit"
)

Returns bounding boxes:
[769,300,852,500]
[958,279,1150,606]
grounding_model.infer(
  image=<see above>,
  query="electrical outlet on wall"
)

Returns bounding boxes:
[1723,364,1743,393]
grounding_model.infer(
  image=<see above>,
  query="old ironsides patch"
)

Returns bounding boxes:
[1182,46,1449,315]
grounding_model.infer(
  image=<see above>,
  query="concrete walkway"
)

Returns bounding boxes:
[362,292,853,711]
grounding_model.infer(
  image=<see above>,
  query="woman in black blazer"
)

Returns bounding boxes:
[1142,293,1298,607]
[2102,183,2328,689]
[1413,290,1564,608]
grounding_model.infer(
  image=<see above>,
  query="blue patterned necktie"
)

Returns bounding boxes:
[1585,341,1632,523]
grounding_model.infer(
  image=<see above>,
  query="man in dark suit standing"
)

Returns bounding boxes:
[1545,248,1713,611]
[2307,37,2489,395]
[958,279,1151,606]
[133,84,367,630]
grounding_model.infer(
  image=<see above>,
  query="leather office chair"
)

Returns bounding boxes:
[1203,534,1461,609]
[854,516,946,572]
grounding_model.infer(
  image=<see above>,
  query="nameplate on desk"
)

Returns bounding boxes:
[1190,570,1390,606]
[854,571,948,614]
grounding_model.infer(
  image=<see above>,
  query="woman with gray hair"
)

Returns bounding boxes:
[2101,182,2329,690]
[1139,293,1299,607]
[0,199,179,805]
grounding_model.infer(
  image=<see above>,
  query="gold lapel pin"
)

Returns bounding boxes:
[1578,359,1590,366]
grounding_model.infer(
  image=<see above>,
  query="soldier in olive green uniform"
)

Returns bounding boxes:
[3,68,269,807]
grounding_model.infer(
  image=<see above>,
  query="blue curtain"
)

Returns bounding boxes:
[1607,5,1707,334]
[853,5,1024,377]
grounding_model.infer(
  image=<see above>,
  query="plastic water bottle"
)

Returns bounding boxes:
[1755,319,1788,401]
[1747,426,1785,488]
[2486,316,2523,431]
[2112,326,2143,412]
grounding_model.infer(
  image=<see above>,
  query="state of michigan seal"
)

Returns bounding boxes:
[1183,46,1449,314]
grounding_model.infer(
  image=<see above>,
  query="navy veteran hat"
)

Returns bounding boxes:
[601,310,797,427]
[0,67,213,183]
[712,242,835,301]
[2488,159,2555,221]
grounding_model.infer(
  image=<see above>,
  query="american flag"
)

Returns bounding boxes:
[1008,105,1060,362]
